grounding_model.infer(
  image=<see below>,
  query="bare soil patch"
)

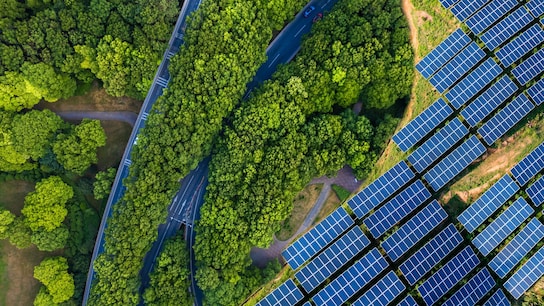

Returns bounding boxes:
[0,180,35,215]
[96,121,133,171]
[276,184,323,241]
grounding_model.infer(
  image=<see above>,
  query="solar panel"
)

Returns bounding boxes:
[512,48,544,85]
[400,224,464,286]
[408,118,469,173]
[282,207,354,270]
[416,29,471,79]
[451,0,491,21]
[256,279,304,306]
[472,198,534,256]
[295,226,370,293]
[418,246,480,306]
[423,135,486,192]
[313,248,388,306]
[460,75,518,127]
[465,0,518,34]
[458,174,520,233]
[480,7,534,50]
[443,268,496,306]
[511,142,544,186]
[302,302,312,306]
[363,180,431,238]
[527,176,544,206]
[496,24,544,67]
[445,58,503,109]
[392,98,453,152]
[504,245,544,299]
[489,218,544,278]
[398,295,418,306]
[527,0,544,17]
[483,289,511,306]
[527,78,544,105]
[429,42,486,93]
[440,0,459,9]
[478,94,535,146]
[352,271,405,306]
[348,161,415,219]
[382,200,448,262]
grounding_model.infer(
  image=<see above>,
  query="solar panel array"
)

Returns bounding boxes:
[527,78,544,105]
[483,289,511,306]
[382,200,448,262]
[504,245,544,299]
[496,24,544,67]
[282,207,353,270]
[489,218,544,278]
[392,98,453,152]
[527,176,544,206]
[526,0,544,17]
[399,224,463,286]
[450,0,490,21]
[478,94,535,146]
[439,0,459,9]
[458,174,520,233]
[348,161,415,219]
[416,29,471,79]
[472,198,534,256]
[460,75,518,127]
[480,7,533,50]
[418,246,480,306]
[313,248,388,306]
[465,0,518,35]
[352,271,405,306]
[444,58,503,109]
[398,295,418,306]
[363,180,431,238]
[510,142,544,186]
[423,135,486,192]
[295,226,370,292]
[443,268,496,306]
[256,279,303,306]
[429,42,486,93]
[512,48,544,85]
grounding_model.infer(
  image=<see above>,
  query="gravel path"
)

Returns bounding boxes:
[56,111,138,127]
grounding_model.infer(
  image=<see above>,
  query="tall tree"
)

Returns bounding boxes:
[33,257,75,304]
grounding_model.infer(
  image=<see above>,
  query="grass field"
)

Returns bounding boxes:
[276,184,323,241]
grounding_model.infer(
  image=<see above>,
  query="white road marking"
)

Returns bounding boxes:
[294,24,307,37]
[322,0,331,9]
[268,53,281,68]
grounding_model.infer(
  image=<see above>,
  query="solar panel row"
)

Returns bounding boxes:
[489,218,544,278]
[504,245,544,299]
[472,198,534,256]
[512,48,544,85]
[352,271,405,306]
[423,135,486,192]
[443,268,496,306]
[510,141,544,186]
[527,78,544,105]
[440,0,460,10]
[398,295,419,306]
[526,0,544,17]
[527,176,544,206]
[480,7,533,50]
[282,207,353,270]
[450,0,490,21]
[465,0,518,34]
[460,75,518,127]
[363,180,431,238]
[458,174,520,233]
[295,226,370,293]
[496,24,544,67]
[392,98,453,152]
[478,94,535,146]
[483,289,511,306]
[256,279,304,306]
[382,200,448,262]
[400,224,463,286]
[418,246,480,306]
[348,161,415,219]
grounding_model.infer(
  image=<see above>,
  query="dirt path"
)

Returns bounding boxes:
[401,0,418,59]
[56,111,138,127]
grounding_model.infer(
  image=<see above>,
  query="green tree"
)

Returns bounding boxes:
[0,208,16,239]
[31,225,69,252]
[93,167,116,200]
[20,62,76,103]
[33,257,75,304]
[8,217,32,249]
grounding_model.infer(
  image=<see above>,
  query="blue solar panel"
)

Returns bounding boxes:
[423,135,486,192]
[416,29,471,79]
[418,246,480,306]
[313,248,388,306]
[460,75,518,127]
[465,0,518,34]
[398,295,418,306]
[527,176,544,206]
[512,48,544,85]
[472,198,534,256]
[348,161,415,219]
[451,0,491,21]
[445,58,503,109]
[352,271,405,306]
[443,268,496,306]
[382,200,448,262]
[504,245,544,299]
[496,24,544,67]
[527,0,544,17]
[481,7,534,50]
[478,94,535,146]
[400,224,463,286]
[392,98,453,152]
[408,118,469,173]
[483,289,511,306]
[282,207,353,270]
[363,180,431,238]
[295,226,370,292]
[527,78,544,105]
[458,174,519,233]
[511,142,544,186]
[429,42,486,93]
[256,279,304,306]
[489,218,544,278]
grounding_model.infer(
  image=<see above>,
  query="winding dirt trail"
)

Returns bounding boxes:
[401,0,419,59]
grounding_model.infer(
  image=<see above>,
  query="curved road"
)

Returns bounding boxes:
[56,111,138,127]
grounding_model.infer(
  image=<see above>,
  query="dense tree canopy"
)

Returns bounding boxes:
[93,167,117,200]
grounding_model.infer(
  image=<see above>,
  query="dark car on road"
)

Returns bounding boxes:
[303,5,315,17]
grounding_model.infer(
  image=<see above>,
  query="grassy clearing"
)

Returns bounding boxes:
[314,190,341,225]
[96,121,133,171]
[0,180,35,215]
[276,184,323,241]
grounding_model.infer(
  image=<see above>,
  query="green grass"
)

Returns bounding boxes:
[331,184,351,202]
